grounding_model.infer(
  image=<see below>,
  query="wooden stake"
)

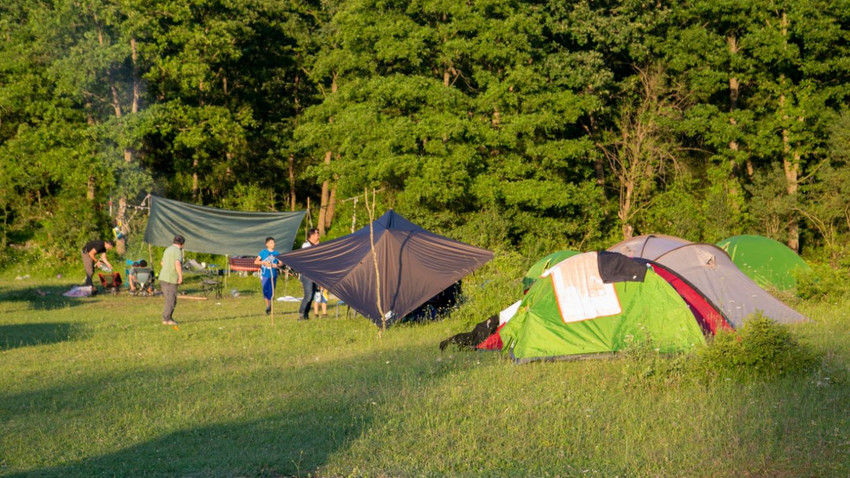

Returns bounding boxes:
[364,188,386,332]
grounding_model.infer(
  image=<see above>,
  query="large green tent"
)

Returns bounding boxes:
[521,250,580,290]
[501,252,705,362]
[716,235,810,291]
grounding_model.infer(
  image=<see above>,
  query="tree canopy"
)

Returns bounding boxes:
[1,0,849,265]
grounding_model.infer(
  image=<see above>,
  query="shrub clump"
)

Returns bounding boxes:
[690,315,819,382]
[794,264,850,301]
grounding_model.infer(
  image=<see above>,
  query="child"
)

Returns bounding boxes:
[313,285,328,317]
[254,237,280,315]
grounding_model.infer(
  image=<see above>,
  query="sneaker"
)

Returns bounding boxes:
[265,306,271,315]
[162,319,178,325]
[297,315,309,321]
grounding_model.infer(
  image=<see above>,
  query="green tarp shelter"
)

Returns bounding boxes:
[522,250,580,290]
[717,235,810,291]
[144,195,306,255]
[501,251,705,362]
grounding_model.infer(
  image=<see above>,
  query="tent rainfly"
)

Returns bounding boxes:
[521,250,580,291]
[500,251,706,362]
[717,234,811,291]
[608,238,809,328]
[278,210,494,328]
[608,234,692,259]
[144,195,306,256]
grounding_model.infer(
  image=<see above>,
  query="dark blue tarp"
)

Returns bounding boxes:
[279,210,493,327]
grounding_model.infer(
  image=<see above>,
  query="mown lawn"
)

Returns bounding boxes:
[1,269,849,477]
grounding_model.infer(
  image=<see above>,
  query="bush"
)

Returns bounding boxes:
[690,314,819,382]
[795,263,850,301]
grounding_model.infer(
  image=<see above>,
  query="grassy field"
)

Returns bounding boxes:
[1,264,849,477]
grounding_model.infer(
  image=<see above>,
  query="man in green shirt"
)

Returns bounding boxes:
[160,235,185,325]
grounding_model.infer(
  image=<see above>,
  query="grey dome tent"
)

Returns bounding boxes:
[609,239,808,328]
[608,234,692,259]
[278,210,494,328]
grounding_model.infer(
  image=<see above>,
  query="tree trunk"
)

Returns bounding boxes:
[115,197,127,254]
[780,97,800,251]
[325,186,337,230]
[289,153,296,211]
[131,38,140,114]
[726,34,746,213]
[318,75,338,234]
[123,36,139,164]
[193,158,200,201]
[779,11,800,252]
[318,151,332,235]
[783,147,800,252]
[87,176,95,201]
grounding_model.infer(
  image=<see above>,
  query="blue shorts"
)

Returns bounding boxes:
[261,276,277,300]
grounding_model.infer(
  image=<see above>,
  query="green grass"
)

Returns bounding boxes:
[1,269,849,477]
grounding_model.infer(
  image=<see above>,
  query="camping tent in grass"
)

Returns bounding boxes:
[500,251,706,362]
[717,235,810,291]
[635,259,733,335]
[278,210,493,328]
[607,234,692,259]
[522,250,580,290]
[469,258,730,354]
[612,242,808,328]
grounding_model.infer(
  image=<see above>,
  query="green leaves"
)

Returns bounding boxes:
[2,0,850,266]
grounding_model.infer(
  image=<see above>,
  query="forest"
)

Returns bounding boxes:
[1,0,849,267]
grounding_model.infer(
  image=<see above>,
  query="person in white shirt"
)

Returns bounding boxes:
[297,228,320,320]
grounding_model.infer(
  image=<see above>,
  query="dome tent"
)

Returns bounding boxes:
[500,252,706,362]
[521,250,580,291]
[716,235,810,291]
[608,234,692,260]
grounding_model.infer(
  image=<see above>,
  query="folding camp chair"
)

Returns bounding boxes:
[129,267,155,296]
[201,268,223,299]
[98,272,123,295]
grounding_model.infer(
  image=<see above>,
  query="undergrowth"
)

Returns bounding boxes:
[618,314,821,388]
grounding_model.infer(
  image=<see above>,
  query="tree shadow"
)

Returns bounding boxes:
[0,322,83,350]
[2,343,456,477]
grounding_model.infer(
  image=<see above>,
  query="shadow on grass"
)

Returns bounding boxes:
[183,311,298,323]
[0,322,83,350]
[2,343,455,477]
[0,284,94,311]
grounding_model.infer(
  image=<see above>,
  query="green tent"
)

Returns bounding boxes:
[716,235,810,291]
[521,250,580,290]
[501,252,705,362]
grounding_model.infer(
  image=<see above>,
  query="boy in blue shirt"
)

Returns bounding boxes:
[254,237,281,315]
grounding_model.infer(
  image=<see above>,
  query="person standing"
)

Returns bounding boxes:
[159,235,185,326]
[312,285,329,318]
[81,239,115,287]
[255,236,281,315]
[298,228,320,320]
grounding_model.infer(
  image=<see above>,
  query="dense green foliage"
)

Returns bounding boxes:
[2,0,850,265]
[690,315,819,381]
